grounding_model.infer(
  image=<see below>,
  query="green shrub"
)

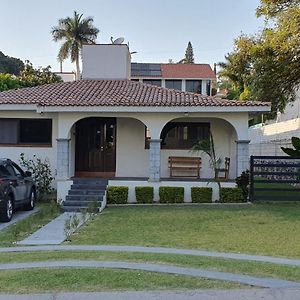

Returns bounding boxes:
[135,186,153,204]
[159,186,184,203]
[191,187,212,203]
[220,187,244,203]
[107,186,128,204]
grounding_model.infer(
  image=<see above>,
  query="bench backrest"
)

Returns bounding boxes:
[168,156,201,166]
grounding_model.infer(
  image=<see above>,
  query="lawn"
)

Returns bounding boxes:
[0,251,299,282]
[0,202,60,247]
[70,204,300,258]
[0,268,243,293]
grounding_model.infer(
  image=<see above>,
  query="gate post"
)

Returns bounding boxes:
[249,155,254,202]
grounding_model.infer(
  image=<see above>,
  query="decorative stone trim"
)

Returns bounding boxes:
[148,139,162,182]
[56,139,70,180]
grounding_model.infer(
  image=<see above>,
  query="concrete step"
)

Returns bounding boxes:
[68,190,105,196]
[66,195,104,202]
[72,178,108,185]
[71,184,107,190]
[63,200,101,207]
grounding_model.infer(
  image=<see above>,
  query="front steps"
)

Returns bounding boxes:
[62,178,108,212]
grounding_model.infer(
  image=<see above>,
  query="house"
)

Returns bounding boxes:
[131,63,216,96]
[0,44,270,204]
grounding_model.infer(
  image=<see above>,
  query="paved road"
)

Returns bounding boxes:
[1,289,300,300]
[1,244,299,267]
[0,208,39,231]
[1,260,300,288]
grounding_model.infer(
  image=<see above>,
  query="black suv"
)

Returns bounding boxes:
[0,159,36,222]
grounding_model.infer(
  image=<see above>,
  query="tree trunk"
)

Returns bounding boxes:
[75,55,80,80]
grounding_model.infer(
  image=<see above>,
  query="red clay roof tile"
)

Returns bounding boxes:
[0,80,270,108]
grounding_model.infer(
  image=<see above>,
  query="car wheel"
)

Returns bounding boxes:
[24,189,35,211]
[0,195,13,222]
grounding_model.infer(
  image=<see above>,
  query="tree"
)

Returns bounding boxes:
[191,133,222,201]
[0,73,21,92]
[281,137,300,156]
[218,2,300,116]
[184,41,194,64]
[178,42,195,64]
[0,51,24,75]
[257,0,300,17]
[19,61,62,87]
[51,11,99,80]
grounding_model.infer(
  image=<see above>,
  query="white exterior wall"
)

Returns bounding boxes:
[82,44,131,80]
[249,118,300,156]
[116,117,237,179]
[0,111,58,186]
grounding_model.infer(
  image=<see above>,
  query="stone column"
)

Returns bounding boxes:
[57,138,70,179]
[148,139,161,182]
[236,140,250,176]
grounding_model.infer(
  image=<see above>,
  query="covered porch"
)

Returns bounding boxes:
[55,111,250,201]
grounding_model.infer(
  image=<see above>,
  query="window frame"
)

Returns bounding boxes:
[185,80,202,94]
[160,122,210,150]
[0,118,52,147]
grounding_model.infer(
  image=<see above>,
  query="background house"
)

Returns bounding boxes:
[131,63,216,96]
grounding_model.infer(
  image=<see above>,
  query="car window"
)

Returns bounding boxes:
[5,164,16,176]
[0,165,10,176]
[11,163,25,177]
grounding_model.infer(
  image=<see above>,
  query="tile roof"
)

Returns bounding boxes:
[131,63,216,79]
[161,64,216,79]
[0,80,270,108]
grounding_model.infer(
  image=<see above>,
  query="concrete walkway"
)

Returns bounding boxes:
[0,260,300,288]
[0,208,39,231]
[18,213,83,245]
[1,245,300,267]
[1,289,300,300]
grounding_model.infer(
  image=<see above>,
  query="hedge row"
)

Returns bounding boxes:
[106,186,244,204]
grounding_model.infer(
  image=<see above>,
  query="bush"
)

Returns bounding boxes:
[19,153,54,200]
[106,186,128,204]
[220,187,244,203]
[191,187,212,203]
[135,186,153,204]
[159,186,184,203]
[236,170,249,202]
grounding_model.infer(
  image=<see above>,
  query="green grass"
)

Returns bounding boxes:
[0,251,299,282]
[0,268,243,293]
[0,202,60,247]
[70,204,300,258]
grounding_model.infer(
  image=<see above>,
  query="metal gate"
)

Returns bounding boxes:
[250,156,300,201]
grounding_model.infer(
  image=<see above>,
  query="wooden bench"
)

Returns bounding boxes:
[168,156,201,178]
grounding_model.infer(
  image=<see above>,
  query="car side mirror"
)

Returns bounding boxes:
[25,171,32,177]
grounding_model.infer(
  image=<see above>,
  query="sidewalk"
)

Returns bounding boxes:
[1,289,300,300]
[18,212,83,245]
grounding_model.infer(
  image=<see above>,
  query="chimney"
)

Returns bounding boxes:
[82,44,131,80]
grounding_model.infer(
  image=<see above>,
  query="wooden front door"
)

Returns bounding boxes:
[75,118,116,177]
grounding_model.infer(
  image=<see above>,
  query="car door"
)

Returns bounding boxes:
[11,163,28,202]
[5,163,26,203]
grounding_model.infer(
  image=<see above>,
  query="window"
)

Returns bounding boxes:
[0,119,52,145]
[160,122,210,149]
[0,165,10,176]
[143,79,162,87]
[206,81,211,96]
[165,80,182,91]
[186,80,202,94]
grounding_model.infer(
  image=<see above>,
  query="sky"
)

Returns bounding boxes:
[0,0,264,72]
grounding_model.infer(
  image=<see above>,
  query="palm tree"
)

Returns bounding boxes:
[51,11,99,79]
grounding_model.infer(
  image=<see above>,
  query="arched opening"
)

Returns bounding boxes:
[74,117,116,177]
[159,117,238,179]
